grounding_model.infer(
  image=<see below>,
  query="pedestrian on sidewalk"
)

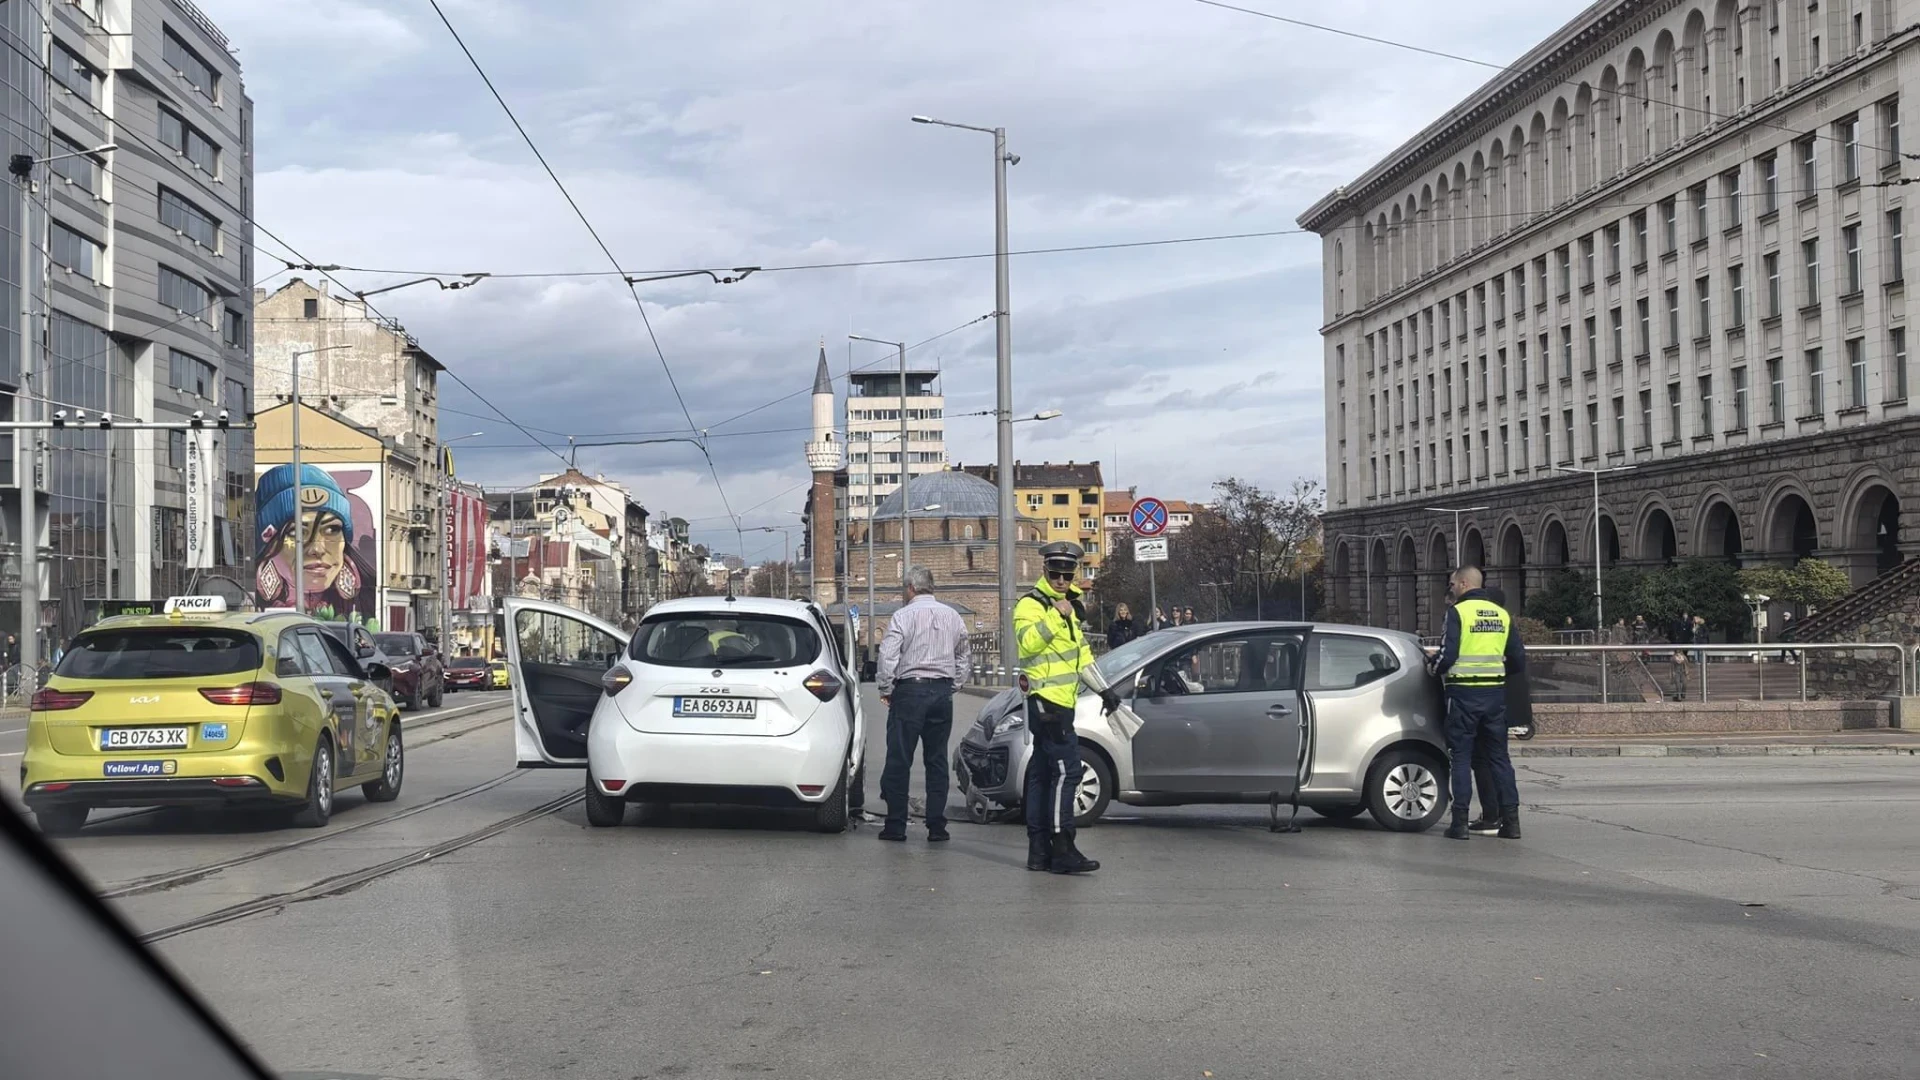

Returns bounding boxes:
[1429,566,1525,841]
[874,565,970,843]
[1107,604,1137,649]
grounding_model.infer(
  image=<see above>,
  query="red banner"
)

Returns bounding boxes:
[448,489,488,610]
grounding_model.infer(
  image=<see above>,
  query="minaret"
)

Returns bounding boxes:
[804,341,841,604]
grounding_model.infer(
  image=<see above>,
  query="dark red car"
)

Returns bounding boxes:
[445,657,490,692]
[373,632,445,710]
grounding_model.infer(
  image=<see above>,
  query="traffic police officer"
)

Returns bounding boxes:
[1429,565,1525,840]
[1013,541,1120,874]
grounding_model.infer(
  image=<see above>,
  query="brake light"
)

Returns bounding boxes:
[29,688,93,711]
[602,779,626,791]
[200,683,282,706]
[211,777,261,788]
[601,666,633,696]
[802,670,843,702]
[35,782,71,793]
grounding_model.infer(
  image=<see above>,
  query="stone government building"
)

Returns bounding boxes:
[1304,0,1914,637]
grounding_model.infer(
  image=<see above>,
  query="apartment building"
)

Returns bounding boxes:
[1304,0,1915,634]
[844,366,945,522]
[959,461,1106,575]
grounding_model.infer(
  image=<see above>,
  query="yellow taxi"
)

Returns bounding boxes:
[20,596,404,835]
[487,660,511,689]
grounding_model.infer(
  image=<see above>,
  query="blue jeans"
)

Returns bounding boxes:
[880,680,953,829]
[1445,686,1517,813]
[1024,696,1083,839]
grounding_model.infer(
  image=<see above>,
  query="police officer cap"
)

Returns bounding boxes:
[1039,541,1084,570]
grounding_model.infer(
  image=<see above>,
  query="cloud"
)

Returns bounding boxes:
[202,0,1588,550]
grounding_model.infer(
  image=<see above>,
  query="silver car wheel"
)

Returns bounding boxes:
[384,731,403,789]
[1382,762,1438,820]
[314,745,333,817]
[1073,762,1101,817]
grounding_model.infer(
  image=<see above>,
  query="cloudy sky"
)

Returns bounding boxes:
[205,0,1584,559]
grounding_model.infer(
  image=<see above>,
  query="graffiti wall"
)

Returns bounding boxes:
[254,462,384,628]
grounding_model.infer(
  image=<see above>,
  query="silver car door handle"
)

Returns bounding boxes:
[1267,704,1292,717]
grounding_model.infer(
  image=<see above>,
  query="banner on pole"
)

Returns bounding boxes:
[184,429,217,569]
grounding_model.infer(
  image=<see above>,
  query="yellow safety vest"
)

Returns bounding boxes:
[1013,579,1095,708]
[1448,598,1511,687]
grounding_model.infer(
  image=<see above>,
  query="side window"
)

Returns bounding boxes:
[1307,634,1402,691]
[293,631,336,677]
[275,633,308,678]
[354,628,376,656]
[317,632,364,678]
[516,609,625,671]
[1154,634,1301,696]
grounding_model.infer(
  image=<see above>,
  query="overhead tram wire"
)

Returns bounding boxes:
[426,0,740,548]
[1184,0,1920,167]
[106,123,580,477]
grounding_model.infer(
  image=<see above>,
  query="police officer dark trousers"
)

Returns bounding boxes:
[1013,542,1119,874]
[1429,566,1524,841]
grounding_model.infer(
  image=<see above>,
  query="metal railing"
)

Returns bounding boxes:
[2,664,51,707]
[1526,642,1911,704]
[966,633,1108,689]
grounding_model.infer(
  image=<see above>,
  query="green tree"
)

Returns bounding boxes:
[1738,558,1851,609]
[1524,569,1594,630]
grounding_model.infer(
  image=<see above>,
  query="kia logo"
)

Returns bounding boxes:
[128,695,161,704]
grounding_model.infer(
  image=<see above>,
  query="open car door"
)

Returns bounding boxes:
[504,597,630,768]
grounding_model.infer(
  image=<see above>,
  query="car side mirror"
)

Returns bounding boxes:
[357,643,376,659]
[1133,670,1152,696]
[364,662,391,682]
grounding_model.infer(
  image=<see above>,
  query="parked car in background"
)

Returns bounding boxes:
[316,621,395,699]
[956,622,1451,832]
[445,657,490,692]
[373,632,445,710]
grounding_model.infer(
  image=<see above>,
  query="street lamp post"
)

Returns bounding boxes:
[1551,465,1634,633]
[1423,504,1491,568]
[286,345,354,614]
[912,113,1018,683]
[1555,464,1634,702]
[751,525,801,598]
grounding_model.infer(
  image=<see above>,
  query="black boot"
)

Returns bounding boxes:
[1497,806,1522,840]
[1467,807,1502,835]
[1444,807,1470,840]
[1049,833,1100,874]
[1026,835,1052,871]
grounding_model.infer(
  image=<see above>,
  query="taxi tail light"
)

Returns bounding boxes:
[36,782,72,793]
[200,682,282,706]
[29,688,93,711]
[211,777,260,788]
[802,670,842,703]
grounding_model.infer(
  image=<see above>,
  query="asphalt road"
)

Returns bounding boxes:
[27,685,1920,1080]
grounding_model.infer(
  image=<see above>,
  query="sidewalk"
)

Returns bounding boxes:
[1514,729,1920,757]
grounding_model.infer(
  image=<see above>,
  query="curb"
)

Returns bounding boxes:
[1515,743,1917,757]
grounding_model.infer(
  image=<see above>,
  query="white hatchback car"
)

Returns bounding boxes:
[504,595,866,831]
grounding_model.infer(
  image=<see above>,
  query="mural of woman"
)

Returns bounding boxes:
[254,464,379,626]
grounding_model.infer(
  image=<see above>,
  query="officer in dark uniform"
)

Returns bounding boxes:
[1012,542,1121,874]
[1429,565,1525,840]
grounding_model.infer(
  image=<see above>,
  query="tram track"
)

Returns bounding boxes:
[138,788,584,944]
[100,768,526,899]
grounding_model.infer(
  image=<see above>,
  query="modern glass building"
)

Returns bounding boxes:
[2,0,252,658]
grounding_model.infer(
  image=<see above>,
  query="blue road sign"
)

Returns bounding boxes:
[1130,497,1168,537]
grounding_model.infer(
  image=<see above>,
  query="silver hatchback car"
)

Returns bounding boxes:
[956,622,1452,832]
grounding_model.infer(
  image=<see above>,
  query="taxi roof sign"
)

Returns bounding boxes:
[163,595,228,615]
